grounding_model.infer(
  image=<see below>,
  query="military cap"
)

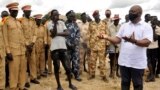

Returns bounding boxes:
[6,2,19,10]
[22,5,31,11]
[33,14,43,19]
[66,10,74,16]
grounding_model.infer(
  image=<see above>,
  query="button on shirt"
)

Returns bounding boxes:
[116,21,153,69]
[47,20,67,51]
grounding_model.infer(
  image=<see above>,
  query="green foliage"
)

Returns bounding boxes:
[75,13,82,19]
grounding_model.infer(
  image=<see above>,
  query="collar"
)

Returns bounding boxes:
[129,20,143,25]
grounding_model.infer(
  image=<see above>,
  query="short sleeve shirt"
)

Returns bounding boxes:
[47,20,67,51]
[116,21,153,69]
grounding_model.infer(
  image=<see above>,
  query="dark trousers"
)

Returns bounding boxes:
[51,49,71,75]
[157,36,160,74]
[147,48,158,75]
[120,66,144,90]
[109,53,119,73]
[157,48,160,74]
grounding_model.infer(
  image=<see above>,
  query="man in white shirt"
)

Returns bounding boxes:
[99,5,153,90]
[47,9,77,90]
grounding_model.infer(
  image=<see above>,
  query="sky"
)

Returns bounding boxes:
[0,0,160,22]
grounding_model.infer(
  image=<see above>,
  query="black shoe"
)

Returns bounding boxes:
[41,73,47,77]
[31,79,40,84]
[57,86,64,90]
[75,76,82,81]
[69,84,77,90]
[25,82,30,88]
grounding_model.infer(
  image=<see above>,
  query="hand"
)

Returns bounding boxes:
[122,32,137,44]
[6,53,13,61]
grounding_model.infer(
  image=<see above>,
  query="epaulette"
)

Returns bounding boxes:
[1,16,9,24]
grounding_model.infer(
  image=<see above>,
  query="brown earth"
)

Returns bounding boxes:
[27,60,160,90]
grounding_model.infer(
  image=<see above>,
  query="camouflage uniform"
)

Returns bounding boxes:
[77,20,90,73]
[65,21,81,77]
[88,20,109,77]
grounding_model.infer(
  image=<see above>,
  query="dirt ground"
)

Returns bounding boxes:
[27,60,160,90]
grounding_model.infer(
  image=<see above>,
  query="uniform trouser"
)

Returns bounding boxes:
[0,56,5,89]
[47,50,52,73]
[26,47,37,80]
[89,50,106,77]
[51,49,71,76]
[69,47,80,77]
[36,51,45,76]
[120,66,144,90]
[9,55,26,90]
[147,48,158,75]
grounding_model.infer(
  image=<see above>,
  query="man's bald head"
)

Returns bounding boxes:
[128,5,143,22]
[130,5,142,15]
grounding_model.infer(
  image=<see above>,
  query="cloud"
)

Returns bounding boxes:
[0,0,14,6]
[0,0,160,20]
[109,0,150,8]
